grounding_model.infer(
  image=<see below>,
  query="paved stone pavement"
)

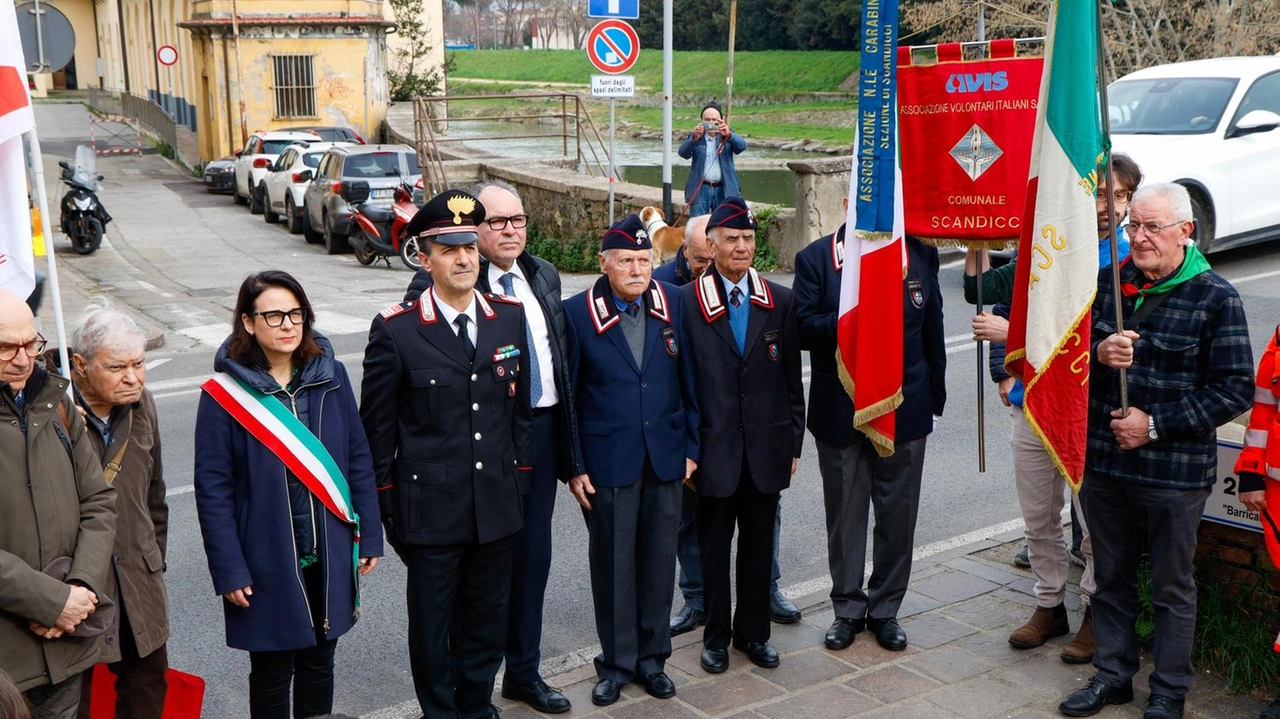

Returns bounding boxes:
[492,532,1269,719]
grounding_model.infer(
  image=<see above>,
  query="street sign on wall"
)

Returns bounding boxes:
[591,75,635,98]
[585,20,640,75]
[157,45,178,66]
[588,0,639,19]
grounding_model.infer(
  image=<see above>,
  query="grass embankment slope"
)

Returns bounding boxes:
[448,50,860,146]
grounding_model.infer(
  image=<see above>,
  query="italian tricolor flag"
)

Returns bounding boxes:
[1005,0,1104,491]
[1,0,37,299]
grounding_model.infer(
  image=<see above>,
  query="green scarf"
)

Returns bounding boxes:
[1120,244,1212,310]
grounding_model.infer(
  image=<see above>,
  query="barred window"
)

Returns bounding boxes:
[271,55,316,118]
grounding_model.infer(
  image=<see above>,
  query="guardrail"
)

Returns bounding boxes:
[121,93,179,156]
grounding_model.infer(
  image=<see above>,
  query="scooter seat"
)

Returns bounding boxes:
[361,206,394,223]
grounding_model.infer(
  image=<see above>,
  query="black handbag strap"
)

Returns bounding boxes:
[1123,290,1171,331]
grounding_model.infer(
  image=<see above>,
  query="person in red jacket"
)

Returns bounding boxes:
[1238,324,1280,719]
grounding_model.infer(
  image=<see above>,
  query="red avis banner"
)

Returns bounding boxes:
[897,40,1043,244]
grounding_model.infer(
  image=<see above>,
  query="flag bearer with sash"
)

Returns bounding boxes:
[194,270,383,719]
[360,190,533,719]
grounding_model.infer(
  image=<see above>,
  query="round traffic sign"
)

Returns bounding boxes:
[586,20,639,75]
[157,45,178,66]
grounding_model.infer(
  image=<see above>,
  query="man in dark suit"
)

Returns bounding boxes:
[662,213,801,635]
[361,190,533,719]
[680,197,805,674]
[564,214,701,706]
[792,210,946,653]
[404,180,575,713]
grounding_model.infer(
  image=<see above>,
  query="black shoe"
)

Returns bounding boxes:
[670,605,706,636]
[824,617,864,650]
[769,590,802,624]
[486,704,501,719]
[1013,544,1031,568]
[1058,676,1134,717]
[1144,694,1184,719]
[867,617,908,651]
[500,677,571,714]
[640,671,677,699]
[591,679,623,707]
[733,640,780,668]
[1262,694,1280,719]
[700,647,730,674]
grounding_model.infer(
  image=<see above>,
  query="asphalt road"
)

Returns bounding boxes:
[29,104,1280,718]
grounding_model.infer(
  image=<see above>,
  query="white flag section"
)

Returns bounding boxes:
[0,0,37,298]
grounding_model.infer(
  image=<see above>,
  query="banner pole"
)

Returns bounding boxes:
[23,127,71,382]
[975,249,986,472]
[1094,3,1127,414]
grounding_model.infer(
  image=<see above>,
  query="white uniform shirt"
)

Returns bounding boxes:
[488,262,559,408]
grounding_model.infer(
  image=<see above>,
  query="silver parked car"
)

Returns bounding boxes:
[301,144,421,254]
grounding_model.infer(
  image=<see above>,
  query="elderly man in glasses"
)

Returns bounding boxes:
[0,289,117,718]
[402,180,578,714]
[1056,183,1254,719]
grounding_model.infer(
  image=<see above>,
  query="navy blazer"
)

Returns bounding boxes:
[652,247,694,287]
[680,265,805,498]
[565,277,701,488]
[793,228,947,447]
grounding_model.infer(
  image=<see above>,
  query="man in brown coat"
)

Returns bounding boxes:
[69,306,169,719]
[0,289,116,718]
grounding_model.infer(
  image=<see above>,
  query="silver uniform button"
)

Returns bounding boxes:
[430,379,436,386]
[471,374,478,382]
[475,462,483,470]
[474,433,482,440]
[472,403,480,411]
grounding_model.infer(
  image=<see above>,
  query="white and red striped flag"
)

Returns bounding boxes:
[0,0,36,298]
[1004,0,1105,490]
[836,153,907,457]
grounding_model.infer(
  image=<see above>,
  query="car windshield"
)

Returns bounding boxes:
[262,139,300,154]
[1109,77,1239,135]
[312,129,350,141]
[343,153,403,178]
[303,152,325,168]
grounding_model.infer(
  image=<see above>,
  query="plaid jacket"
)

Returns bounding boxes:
[1086,259,1254,489]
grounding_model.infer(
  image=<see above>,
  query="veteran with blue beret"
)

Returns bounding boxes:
[360,189,534,719]
[564,214,701,706]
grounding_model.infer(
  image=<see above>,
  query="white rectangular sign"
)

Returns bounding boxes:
[1204,437,1262,533]
[591,75,635,98]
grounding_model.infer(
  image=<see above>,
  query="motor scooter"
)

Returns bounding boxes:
[57,146,112,255]
[343,180,423,269]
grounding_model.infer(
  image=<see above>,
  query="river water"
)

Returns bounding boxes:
[439,118,812,207]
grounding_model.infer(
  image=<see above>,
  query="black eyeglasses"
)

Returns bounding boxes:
[251,308,309,327]
[0,333,47,361]
[484,215,528,231]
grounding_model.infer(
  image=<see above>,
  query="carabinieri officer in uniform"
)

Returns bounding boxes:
[564,215,700,707]
[359,190,533,719]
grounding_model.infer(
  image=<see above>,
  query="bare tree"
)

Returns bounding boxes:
[557,0,591,49]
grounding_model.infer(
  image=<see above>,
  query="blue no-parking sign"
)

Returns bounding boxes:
[588,0,639,19]
[586,20,640,75]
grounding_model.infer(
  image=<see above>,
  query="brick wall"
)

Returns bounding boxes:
[1196,520,1280,615]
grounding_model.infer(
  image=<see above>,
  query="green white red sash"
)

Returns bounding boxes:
[201,371,363,600]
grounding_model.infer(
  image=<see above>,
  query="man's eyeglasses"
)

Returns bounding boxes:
[0,334,47,362]
[250,308,309,328]
[1125,220,1185,237]
[1097,189,1132,204]
[484,215,528,231]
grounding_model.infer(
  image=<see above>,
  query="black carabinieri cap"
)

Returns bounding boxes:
[406,190,487,246]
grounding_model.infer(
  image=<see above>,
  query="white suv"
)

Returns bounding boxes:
[262,141,351,233]
[1110,56,1280,253]
[231,130,318,214]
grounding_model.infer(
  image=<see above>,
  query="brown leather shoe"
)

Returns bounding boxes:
[1008,603,1069,649]
[1060,606,1096,664]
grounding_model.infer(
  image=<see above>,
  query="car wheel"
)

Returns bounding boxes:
[1188,188,1214,255]
[263,186,281,224]
[233,176,248,205]
[249,183,264,215]
[323,214,350,255]
[286,196,303,234]
[302,206,324,244]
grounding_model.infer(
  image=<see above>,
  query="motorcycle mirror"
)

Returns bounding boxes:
[58,160,70,169]
[97,175,105,181]
[299,170,314,182]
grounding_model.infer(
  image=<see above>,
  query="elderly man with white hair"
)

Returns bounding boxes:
[1057,182,1254,719]
[69,306,171,719]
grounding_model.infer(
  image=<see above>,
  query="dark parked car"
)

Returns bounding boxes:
[203,155,236,193]
[282,125,366,144]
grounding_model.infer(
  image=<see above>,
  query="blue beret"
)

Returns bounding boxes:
[600,214,652,251]
[707,196,757,231]
[406,190,486,246]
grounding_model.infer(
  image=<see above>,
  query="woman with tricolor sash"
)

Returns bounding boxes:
[193,270,383,719]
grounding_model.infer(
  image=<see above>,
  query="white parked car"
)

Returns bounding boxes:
[231,130,318,214]
[261,141,351,233]
[1109,55,1280,253]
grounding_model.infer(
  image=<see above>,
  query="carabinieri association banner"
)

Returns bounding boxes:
[897,40,1044,245]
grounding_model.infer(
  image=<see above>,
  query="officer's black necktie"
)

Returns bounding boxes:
[454,315,475,362]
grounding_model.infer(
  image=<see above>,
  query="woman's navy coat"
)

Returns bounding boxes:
[194,335,383,652]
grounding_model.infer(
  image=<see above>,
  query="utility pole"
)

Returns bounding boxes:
[725,0,737,121]
[661,0,672,220]
[230,0,248,146]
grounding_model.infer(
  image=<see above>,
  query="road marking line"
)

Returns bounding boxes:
[1228,268,1280,286]
[166,485,195,498]
[145,358,171,371]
